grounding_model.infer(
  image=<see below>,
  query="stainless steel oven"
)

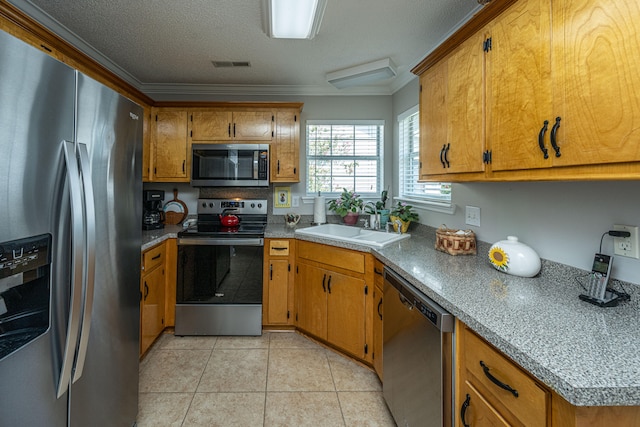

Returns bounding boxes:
[176,199,267,336]
[191,144,269,187]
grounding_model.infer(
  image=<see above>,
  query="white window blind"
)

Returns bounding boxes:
[306,120,382,196]
[398,106,451,202]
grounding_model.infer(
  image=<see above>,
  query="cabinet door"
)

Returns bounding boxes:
[419,60,449,178]
[271,110,300,182]
[191,110,232,141]
[459,381,511,427]
[553,0,640,167]
[488,0,553,172]
[266,259,290,325]
[152,109,188,180]
[326,271,366,359]
[295,263,327,339]
[446,31,486,174]
[233,111,273,140]
[140,266,165,355]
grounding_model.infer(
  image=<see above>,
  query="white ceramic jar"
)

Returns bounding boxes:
[488,236,541,277]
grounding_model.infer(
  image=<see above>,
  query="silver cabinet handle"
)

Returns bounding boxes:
[72,142,96,383]
[57,141,85,398]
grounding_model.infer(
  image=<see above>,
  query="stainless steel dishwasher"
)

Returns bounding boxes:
[383,267,455,427]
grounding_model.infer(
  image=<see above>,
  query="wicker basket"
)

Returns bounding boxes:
[435,225,477,256]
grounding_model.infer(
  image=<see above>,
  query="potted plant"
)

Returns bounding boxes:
[364,189,390,228]
[389,201,419,233]
[328,188,363,225]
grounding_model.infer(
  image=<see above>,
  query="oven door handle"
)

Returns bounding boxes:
[177,237,264,246]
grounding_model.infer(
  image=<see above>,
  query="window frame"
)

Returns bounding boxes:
[305,120,384,198]
[397,106,455,214]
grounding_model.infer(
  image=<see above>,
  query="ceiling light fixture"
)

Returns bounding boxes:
[263,0,327,39]
[326,58,397,89]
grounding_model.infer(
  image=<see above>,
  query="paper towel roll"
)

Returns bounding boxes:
[313,196,326,224]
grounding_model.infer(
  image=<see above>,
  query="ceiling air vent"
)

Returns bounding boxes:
[212,61,251,68]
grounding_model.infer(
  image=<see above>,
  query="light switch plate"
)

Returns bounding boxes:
[292,196,300,207]
[465,206,481,227]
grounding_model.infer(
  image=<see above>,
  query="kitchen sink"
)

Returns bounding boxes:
[295,223,410,248]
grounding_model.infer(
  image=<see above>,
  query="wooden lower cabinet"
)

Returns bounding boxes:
[295,241,373,363]
[140,255,165,356]
[457,319,640,426]
[263,239,295,327]
[140,239,176,356]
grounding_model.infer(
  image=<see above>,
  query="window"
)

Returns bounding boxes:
[306,120,382,196]
[398,106,451,203]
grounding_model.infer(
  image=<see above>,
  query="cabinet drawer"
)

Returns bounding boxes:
[142,243,165,273]
[460,380,510,427]
[269,240,290,256]
[297,240,365,273]
[463,328,548,426]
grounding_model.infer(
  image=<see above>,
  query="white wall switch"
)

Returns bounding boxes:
[465,206,481,227]
[292,196,300,207]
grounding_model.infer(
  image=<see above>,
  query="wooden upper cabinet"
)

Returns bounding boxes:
[414,0,640,181]
[190,109,274,142]
[152,109,189,181]
[271,109,300,182]
[191,110,233,141]
[487,0,553,172]
[552,0,640,167]
[233,111,274,140]
[446,31,486,174]
[420,60,448,178]
[419,31,485,177]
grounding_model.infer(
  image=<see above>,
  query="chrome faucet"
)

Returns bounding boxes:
[394,219,403,234]
[365,202,379,230]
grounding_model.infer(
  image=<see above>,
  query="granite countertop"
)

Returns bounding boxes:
[144,223,640,407]
[141,225,183,251]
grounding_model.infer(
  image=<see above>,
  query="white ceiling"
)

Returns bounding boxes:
[10,0,482,99]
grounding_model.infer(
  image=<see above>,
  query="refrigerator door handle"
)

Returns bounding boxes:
[57,141,86,398]
[72,142,96,383]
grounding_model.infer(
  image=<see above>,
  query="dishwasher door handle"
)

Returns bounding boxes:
[398,292,413,309]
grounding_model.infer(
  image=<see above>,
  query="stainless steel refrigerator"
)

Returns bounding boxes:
[0,29,142,426]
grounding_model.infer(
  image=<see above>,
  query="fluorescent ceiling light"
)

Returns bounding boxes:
[326,58,397,89]
[263,0,326,39]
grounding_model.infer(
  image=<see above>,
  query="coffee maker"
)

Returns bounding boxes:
[143,190,165,230]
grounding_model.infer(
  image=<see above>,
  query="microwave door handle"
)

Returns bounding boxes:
[253,150,259,179]
[71,142,96,384]
[57,141,85,398]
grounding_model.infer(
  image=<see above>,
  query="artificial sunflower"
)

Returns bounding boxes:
[488,246,509,271]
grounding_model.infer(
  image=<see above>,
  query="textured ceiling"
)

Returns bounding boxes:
[11,0,481,98]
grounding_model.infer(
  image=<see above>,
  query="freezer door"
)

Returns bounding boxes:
[69,73,142,427]
[0,30,75,427]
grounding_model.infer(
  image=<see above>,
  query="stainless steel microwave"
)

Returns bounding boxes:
[191,144,269,187]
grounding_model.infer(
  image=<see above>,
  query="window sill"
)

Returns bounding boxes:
[393,197,457,215]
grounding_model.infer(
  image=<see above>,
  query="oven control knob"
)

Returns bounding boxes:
[257,203,262,208]
[209,202,214,208]
[202,202,207,208]
[250,203,255,208]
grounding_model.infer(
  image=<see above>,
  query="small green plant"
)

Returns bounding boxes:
[327,188,363,217]
[365,189,389,214]
[390,201,419,222]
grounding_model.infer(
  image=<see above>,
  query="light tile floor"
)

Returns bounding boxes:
[137,331,396,427]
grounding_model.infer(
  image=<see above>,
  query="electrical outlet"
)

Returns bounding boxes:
[465,206,481,227]
[613,224,639,259]
[292,196,300,207]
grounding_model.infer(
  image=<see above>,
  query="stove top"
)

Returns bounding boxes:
[178,198,268,239]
